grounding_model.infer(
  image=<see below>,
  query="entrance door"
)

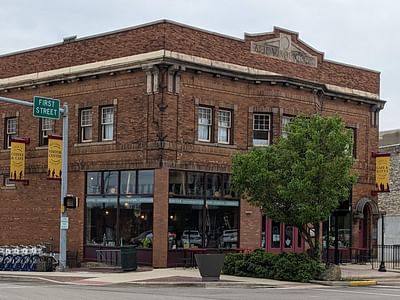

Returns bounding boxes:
[265,219,303,253]
[360,206,371,248]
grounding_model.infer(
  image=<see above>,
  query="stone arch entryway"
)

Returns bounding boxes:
[354,197,379,249]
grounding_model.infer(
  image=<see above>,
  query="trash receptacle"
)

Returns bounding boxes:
[120,246,137,271]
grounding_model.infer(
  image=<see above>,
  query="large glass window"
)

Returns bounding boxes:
[253,113,271,146]
[198,107,212,142]
[101,106,114,141]
[218,110,231,144]
[85,170,154,248]
[5,117,17,149]
[168,170,240,249]
[271,220,281,248]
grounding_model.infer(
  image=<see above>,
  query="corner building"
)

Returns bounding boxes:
[0,20,385,267]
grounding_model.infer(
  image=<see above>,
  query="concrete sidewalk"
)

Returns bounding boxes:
[0,263,398,288]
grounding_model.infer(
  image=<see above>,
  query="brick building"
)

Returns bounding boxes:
[0,20,385,267]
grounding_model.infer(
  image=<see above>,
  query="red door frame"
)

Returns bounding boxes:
[265,218,304,253]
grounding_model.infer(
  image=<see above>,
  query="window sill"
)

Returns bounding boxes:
[74,141,116,147]
[35,145,49,150]
[1,186,16,190]
[194,141,237,149]
[0,149,10,153]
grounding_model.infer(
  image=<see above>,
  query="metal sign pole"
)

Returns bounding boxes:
[0,96,68,271]
[58,103,68,271]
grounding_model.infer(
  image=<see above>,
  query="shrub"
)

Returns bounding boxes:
[222,250,323,282]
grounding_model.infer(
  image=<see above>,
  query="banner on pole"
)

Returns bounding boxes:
[48,135,62,180]
[375,153,391,192]
[10,139,26,181]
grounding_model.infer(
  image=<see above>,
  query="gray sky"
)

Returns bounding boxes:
[0,0,397,131]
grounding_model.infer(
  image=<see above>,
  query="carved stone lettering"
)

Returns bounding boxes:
[251,34,317,67]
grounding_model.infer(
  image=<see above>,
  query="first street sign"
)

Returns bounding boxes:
[33,96,60,120]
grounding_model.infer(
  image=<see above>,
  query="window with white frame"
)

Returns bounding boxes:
[346,127,357,158]
[40,118,54,146]
[101,106,114,141]
[281,115,293,139]
[198,107,212,142]
[80,108,92,142]
[218,110,231,144]
[5,118,17,149]
[4,177,15,187]
[253,113,271,146]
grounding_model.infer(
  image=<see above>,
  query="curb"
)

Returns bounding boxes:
[126,281,279,288]
[310,279,377,287]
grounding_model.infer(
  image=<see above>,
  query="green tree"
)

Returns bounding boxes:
[232,114,356,256]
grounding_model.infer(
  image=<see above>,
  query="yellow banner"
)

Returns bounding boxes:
[376,155,390,192]
[10,140,26,180]
[48,137,62,179]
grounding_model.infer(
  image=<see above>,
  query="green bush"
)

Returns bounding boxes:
[222,250,323,282]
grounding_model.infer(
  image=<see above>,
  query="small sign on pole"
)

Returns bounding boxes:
[60,216,69,230]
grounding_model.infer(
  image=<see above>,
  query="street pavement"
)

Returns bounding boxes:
[0,263,399,288]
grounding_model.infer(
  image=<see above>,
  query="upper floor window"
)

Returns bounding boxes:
[101,106,114,141]
[198,107,212,142]
[80,108,92,143]
[281,115,293,139]
[346,127,357,158]
[39,118,54,146]
[218,110,231,144]
[253,113,271,146]
[5,118,17,149]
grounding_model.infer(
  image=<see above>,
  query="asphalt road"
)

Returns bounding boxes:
[2,283,400,300]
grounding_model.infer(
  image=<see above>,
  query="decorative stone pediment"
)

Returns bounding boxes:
[251,33,318,67]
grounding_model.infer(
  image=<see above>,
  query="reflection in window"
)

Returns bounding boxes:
[187,172,204,196]
[206,173,222,197]
[85,196,117,246]
[169,170,186,196]
[87,172,101,194]
[104,171,118,194]
[120,171,136,194]
[138,170,154,194]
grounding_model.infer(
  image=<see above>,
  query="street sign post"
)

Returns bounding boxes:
[33,96,60,120]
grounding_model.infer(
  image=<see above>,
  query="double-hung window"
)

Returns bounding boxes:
[80,108,92,142]
[253,113,271,146]
[5,118,17,149]
[101,106,114,141]
[40,118,54,146]
[218,110,231,144]
[281,115,293,139]
[198,107,212,142]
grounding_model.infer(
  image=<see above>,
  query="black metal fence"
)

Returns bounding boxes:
[322,245,400,269]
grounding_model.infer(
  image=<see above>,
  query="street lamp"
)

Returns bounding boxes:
[378,211,386,272]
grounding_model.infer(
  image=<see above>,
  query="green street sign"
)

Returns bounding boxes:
[33,96,60,120]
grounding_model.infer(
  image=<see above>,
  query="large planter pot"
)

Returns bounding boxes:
[195,253,225,281]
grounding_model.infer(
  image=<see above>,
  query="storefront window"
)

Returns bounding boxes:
[284,225,293,248]
[87,172,101,194]
[85,170,154,248]
[186,172,204,196]
[169,170,186,196]
[86,196,117,246]
[271,220,280,248]
[138,170,154,194]
[119,197,153,248]
[104,171,118,194]
[120,171,136,194]
[168,170,240,250]
[206,173,222,197]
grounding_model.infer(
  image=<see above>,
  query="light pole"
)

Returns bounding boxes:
[378,211,386,272]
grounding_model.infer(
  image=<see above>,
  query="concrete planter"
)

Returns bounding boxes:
[195,253,225,281]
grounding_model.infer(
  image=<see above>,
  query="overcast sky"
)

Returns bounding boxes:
[0,0,397,131]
